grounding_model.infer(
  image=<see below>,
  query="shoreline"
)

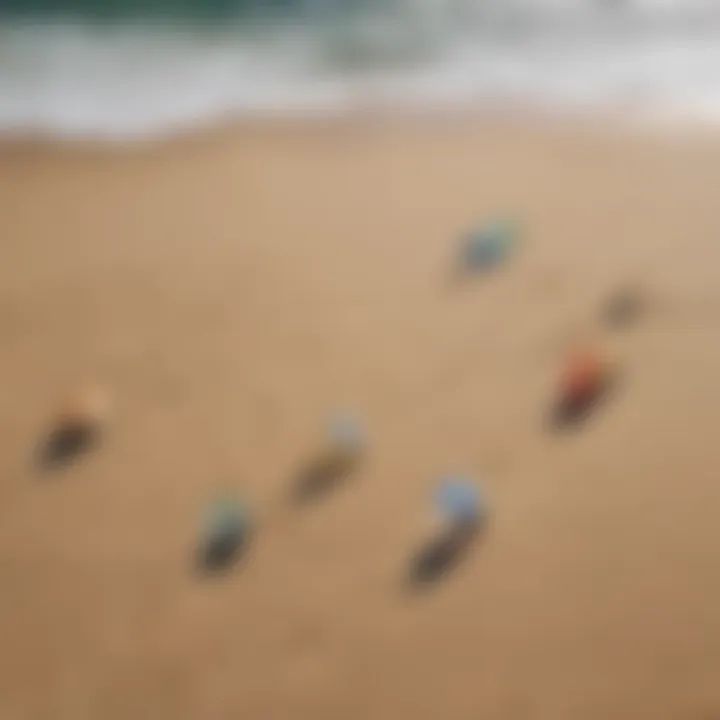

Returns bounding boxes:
[0,108,717,157]
[4,94,720,157]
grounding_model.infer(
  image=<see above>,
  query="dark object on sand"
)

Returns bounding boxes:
[550,348,617,429]
[408,519,484,588]
[291,413,366,505]
[38,421,100,469]
[37,385,110,470]
[196,496,253,573]
[291,446,362,505]
[408,478,488,588]
[603,286,643,328]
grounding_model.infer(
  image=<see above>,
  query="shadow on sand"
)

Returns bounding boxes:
[195,527,254,577]
[289,449,362,506]
[35,423,100,472]
[407,520,485,591]
[603,289,643,329]
[548,371,621,432]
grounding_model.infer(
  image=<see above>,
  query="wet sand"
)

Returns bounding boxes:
[3,119,720,719]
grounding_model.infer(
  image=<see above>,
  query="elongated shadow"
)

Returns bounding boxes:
[35,423,100,472]
[548,372,620,431]
[195,527,253,577]
[290,449,361,506]
[407,520,485,590]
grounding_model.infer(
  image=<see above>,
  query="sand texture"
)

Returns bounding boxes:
[3,120,720,719]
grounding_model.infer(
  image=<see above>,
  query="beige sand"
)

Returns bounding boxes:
[3,119,720,719]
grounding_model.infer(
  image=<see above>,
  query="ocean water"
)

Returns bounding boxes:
[3,0,720,140]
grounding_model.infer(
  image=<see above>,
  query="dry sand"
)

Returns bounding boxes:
[2,118,720,719]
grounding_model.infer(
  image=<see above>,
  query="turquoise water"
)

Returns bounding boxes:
[3,1,720,140]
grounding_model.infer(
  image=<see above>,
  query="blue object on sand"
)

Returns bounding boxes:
[460,218,519,272]
[435,478,486,525]
[329,413,366,453]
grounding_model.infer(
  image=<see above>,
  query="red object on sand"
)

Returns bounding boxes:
[560,349,607,407]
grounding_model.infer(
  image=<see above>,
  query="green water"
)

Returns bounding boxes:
[0,0,307,21]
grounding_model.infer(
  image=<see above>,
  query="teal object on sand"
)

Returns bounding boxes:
[461,217,519,272]
[199,494,253,569]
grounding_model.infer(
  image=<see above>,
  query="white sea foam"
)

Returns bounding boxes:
[3,0,720,140]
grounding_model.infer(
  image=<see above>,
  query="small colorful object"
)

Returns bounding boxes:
[559,347,609,409]
[460,217,519,272]
[199,494,252,568]
[202,495,248,535]
[435,477,486,526]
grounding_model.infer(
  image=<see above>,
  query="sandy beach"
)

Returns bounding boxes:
[3,118,720,719]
